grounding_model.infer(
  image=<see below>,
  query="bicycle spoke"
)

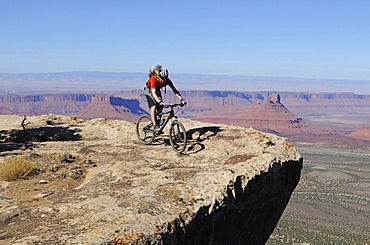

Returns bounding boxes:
[169,121,187,153]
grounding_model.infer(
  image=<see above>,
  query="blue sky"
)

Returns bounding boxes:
[1,0,370,80]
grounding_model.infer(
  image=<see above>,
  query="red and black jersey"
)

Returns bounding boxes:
[146,76,174,90]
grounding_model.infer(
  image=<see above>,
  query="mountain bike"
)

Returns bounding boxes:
[136,103,187,153]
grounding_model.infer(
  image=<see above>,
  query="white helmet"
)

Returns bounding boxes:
[149,64,162,76]
[159,68,169,78]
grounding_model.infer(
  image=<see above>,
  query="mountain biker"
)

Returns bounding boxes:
[144,64,186,131]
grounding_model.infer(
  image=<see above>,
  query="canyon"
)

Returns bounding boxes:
[1,72,369,244]
[1,90,369,143]
[1,90,369,244]
[196,94,312,135]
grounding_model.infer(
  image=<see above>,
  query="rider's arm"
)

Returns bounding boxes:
[151,88,162,103]
[175,93,183,101]
[167,79,184,101]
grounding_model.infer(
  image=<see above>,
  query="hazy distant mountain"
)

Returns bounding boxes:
[0,72,146,94]
[1,71,369,94]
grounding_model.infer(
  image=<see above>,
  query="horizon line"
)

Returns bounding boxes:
[1,71,370,82]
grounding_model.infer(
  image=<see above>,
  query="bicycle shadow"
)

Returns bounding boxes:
[151,126,223,155]
[185,126,223,154]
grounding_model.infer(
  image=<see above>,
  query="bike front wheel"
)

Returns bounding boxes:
[136,115,155,144]
[169,121,187,153]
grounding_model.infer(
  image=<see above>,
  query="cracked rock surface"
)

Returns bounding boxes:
[0,115,302,244]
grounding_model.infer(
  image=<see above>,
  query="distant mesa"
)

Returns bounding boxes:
[347,127,370,141]
[0,94,92,116]
[0,94,148,123]
[1,91,370,141]
[0,106,14,115]
[196,93,314,136]
[75,95,147,122]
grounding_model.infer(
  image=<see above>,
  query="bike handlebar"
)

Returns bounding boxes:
[164,102,187,108]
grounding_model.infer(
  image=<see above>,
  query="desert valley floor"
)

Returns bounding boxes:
[267,143,370,244]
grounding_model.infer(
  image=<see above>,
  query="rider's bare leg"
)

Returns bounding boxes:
[150,105,157,126]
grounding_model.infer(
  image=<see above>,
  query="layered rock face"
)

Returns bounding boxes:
[2,91,370,120]
[0,94,92,115]
[348,127,370,140]
[0,115,302,244]
[0,106,14,115]
[117,90,370,120]
[278,92,370,115]
[0,94,147,122]
[75,95,147,122]
[161,159,302,244]
[196,94,314,136]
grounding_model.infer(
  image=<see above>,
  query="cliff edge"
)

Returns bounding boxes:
[0,115,302,244]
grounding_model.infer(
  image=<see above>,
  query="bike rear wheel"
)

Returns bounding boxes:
[136,115,155,144]
[169,121,187,153]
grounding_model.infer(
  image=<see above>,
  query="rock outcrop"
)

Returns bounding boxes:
[75,95,147,122]
[0,94,147,123]
[196,94,314,136]
[2,91,369,144]
[347,127,370,141]
[119,90,370,118]
[0,115,302,244]
[3,91,370,120]
[0,106,14,115]
[0,94,92,115]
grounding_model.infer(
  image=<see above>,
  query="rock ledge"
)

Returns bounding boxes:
[0,115,302,244]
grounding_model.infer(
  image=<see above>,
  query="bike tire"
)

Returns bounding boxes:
[136,115,155,144]
[169,121,187,153]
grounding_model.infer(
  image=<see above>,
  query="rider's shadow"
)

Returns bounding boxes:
[186,126,223,154]
[152,126,222,154]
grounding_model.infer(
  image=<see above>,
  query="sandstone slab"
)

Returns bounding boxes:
[0,115,302,244]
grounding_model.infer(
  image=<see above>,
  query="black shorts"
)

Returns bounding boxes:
[145,90,162,109]
[145,94,157,108]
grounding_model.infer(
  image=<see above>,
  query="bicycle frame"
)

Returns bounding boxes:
[140,103,183,135]
[157,104,178,131]
[136,102,187,152]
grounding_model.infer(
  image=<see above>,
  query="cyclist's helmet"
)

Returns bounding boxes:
[149,64,162,76]
[159,68,169,79]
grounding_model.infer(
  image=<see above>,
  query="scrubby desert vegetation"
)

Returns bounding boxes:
[0,157,37,181]
[267,144,370,244]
